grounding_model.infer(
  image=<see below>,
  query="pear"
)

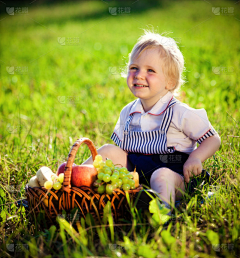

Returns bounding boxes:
[130,168,139,188]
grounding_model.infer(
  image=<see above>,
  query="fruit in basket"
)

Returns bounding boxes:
[53,182,62,190]
[43,198,48,207]
[128,179,135,188]
[122,184,130,191]
[97,172,105,180]
[57,162,66,175]
[117,179,123,188]
[92,154,103,168]
[120,167,128,174]
[71,165,98,187]
[28,175,40,188]
[97,184,106,194]
[104,167,112,175]
[130,168,139,188]
[37,166,55,187]
[106,184,114,195]
[103,174,111,183]
[43,176,64,190]
[127,173,134,179]
[57,162,76,176]
[44,180,53,190]
[58,173,64,183]
[92,155,139,194]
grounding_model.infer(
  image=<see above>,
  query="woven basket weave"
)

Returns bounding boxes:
[25,137,142,225]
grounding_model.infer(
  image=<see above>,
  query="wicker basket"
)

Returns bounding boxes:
[25,137,142,225]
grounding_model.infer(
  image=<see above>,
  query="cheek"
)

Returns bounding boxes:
[127,72,133,84]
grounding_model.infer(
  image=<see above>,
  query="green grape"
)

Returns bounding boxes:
[93,160,100,168]
[53,182,62,190]
[44,180,53,189]
[99,161,105,169]
[98,168,105,174]
[58,174,64,183]
[110,175,118,183]
[122,184,130,191]
[127,174,134,179]
[128,179,135,188]
[103,174,111,183]
[104,167,112,175]
[106,184,114,195]
[122,177,129,184]
[117,179,122,188]
[130,185,135,190]
[113,170,119,175]
[98,185,106,194]
[112,183,118,190]
[98,172,105,180]
[106,159,113,167]
[95,154,103,162]
[120,167,128,174]
[119,172,126,178]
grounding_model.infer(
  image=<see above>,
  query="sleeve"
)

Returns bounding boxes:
[180,107,218,144]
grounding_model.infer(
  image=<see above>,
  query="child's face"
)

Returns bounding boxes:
[127,47,172,111]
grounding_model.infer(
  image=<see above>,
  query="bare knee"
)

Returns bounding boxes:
[98,144,115,154]
[150,167,185,200]
[97,144,128,167]
[97,144,121,159]
[150,167,173,185]
[83,144,117,164]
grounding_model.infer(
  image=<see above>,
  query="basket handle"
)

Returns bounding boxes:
[63,137,98,193]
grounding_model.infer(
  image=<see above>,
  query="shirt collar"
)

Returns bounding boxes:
[129,91,174,116]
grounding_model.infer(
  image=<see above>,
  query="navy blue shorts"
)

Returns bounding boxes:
[127,151,210,193]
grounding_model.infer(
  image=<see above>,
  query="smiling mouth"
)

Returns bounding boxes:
[134,84,148,87]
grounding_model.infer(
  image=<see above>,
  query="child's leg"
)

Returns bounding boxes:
[150,168,185,211]
[83,144,133,170]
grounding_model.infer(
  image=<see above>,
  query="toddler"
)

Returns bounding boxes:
[83,30,221,213]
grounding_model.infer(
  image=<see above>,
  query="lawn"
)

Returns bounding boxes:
[0,0,239,257]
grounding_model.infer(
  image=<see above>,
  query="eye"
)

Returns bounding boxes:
[148,69,155,72]
[130,66,137,70]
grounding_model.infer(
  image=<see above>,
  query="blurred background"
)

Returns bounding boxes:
[0,0,239,167]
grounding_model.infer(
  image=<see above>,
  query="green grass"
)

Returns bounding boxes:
[0,0,240,257]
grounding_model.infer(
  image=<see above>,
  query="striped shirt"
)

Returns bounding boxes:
[111,91,217,154]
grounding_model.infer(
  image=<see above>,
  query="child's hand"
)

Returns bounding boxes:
[183,157,202,183]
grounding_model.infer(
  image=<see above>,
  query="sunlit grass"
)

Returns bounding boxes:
[0,0,239,257]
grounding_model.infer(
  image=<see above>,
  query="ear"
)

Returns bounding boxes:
[166,78,176,91]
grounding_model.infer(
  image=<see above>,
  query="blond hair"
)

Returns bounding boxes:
[123,30,185,93]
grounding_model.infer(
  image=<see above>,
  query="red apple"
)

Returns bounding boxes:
[71,165,98,188]
[57,162,76,176]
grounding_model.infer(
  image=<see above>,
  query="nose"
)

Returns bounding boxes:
[134,69,145,80]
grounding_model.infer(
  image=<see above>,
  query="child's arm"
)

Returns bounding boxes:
[183,134,221,183]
